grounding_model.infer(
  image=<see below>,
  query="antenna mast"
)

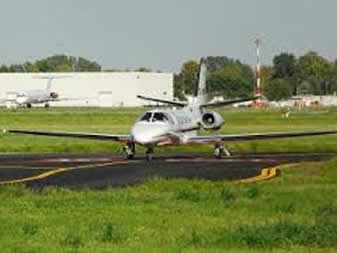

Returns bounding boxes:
[254,37,264,108]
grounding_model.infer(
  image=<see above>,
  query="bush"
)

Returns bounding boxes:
[175,189,201,202]
[22,223,38,236]
[101,223,126,244]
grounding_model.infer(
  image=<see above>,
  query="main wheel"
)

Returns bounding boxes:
[214,147,223,159]
[27,104,32,108]
[44,103,50,108]
[145,148,154,162]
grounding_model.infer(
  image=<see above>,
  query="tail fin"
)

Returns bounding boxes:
[32,75,72,92]
[46,78,53,92]
[195,58,207,105]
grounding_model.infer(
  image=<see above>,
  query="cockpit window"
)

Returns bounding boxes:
[153,112,169,122]
[140,112,171,123]
[140,112,152,122]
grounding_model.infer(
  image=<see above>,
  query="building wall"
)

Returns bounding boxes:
[0,72,173,107]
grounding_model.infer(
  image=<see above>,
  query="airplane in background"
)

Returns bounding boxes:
[0,75,73,108]
[5,58,337,160]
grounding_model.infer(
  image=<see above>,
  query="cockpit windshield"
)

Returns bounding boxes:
[140,112,152,122]
[153,112,169,122]
[139,112,171,123]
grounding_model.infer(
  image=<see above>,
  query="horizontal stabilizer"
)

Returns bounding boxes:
[137,95,186,107]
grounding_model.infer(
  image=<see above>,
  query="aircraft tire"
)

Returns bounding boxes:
[214,147,223,159]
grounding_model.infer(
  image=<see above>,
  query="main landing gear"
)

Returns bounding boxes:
[145,148,154,162]
[122,142,136,160]
[214,144,231,159]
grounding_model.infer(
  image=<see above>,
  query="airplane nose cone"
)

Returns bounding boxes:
[131,123,169,145]
[16,97,27,104]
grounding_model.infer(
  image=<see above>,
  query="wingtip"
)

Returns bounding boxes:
[2,129,7,134]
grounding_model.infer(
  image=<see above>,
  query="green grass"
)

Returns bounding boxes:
[1,159,337,252]
[1,106,337,153]
[1,107,337,251]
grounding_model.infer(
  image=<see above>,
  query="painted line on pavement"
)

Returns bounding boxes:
[0,161,127,185]
[234,167,280,184]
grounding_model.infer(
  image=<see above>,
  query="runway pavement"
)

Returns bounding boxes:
[0,153,335,189]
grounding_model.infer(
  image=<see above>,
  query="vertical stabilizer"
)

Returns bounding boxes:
[46,77,53,92]
[195,58,207,105]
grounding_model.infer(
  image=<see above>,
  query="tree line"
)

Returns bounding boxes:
[174,52,337,101]
[0,55,102,73]
[1,52,337,102]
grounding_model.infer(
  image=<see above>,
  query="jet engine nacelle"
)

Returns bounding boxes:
[201,111,224,130]
[50,92,59,99]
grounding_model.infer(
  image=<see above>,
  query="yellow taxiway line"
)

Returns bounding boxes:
[234,167,280,184]
[0,160,282,186]
[0,162,126,185]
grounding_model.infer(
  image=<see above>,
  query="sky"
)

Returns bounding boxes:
[0,0,336,72]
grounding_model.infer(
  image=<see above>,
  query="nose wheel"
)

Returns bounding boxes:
[214,144,231,159]
[122,142,136,160]
[145,148,154,161]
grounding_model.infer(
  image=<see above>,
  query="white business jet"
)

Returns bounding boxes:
[0,75,71,108]
[5,59,337,160]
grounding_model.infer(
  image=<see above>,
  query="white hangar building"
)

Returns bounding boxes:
[0,72,173,107]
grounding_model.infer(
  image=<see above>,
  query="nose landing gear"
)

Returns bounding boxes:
[214,144,231,159]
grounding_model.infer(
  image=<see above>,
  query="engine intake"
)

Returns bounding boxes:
[50,92,59,99]
[201,112,224,130]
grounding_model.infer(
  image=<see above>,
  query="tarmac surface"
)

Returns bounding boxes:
[0,152,336,189]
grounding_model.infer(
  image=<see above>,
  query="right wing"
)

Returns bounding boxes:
[6,129,131,143]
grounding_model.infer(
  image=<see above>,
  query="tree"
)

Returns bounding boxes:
[135,67,151,72]
[180,60,200,95]
[273,53,296,78]
[296,51,329,80]
[265,79,292,101]
[273,53,297,95]
[173,73,186,100]
[0,65,9,72]
[207,62,254,98]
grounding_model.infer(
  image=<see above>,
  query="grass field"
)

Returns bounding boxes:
[1,159,337,252]
[1,107,337,252]
[1,107,337,154]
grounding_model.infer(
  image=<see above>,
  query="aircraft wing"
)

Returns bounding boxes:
[137,95,187,107]
[186,130,337,144]
[200,96,259,109]
[6,129,131,143]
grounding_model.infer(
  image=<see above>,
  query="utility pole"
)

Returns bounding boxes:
[254,38,264,108]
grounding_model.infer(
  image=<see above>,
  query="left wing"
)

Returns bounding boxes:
[186,130,337,144]
[5,129,131,143]
[137,95,187,107]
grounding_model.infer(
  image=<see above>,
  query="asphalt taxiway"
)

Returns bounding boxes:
[0,153,335,189]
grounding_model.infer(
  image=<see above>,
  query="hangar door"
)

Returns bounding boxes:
[98,91,113,107]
